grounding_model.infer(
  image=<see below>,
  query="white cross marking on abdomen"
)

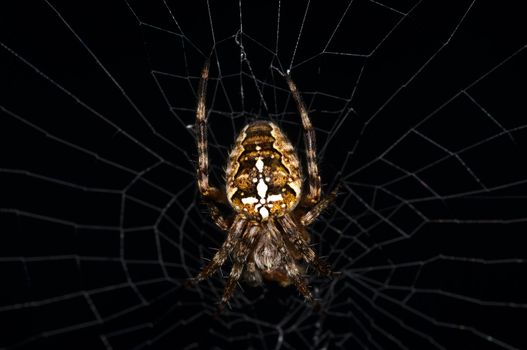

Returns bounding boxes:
[240,155,284,219]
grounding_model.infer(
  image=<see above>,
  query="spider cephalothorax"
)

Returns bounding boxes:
[187,60,339,310]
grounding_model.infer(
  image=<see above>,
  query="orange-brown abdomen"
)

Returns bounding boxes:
[226,121,302,220]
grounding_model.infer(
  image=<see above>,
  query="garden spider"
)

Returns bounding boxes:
[187,60,339,310]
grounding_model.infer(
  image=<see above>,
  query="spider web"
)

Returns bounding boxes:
[1,0,526,349]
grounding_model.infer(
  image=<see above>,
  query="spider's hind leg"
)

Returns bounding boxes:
[299,182,340,227]
[205,202,231,231]
[285,73,321,205]
[195,60,229,206]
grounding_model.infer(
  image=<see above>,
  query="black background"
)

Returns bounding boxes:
[1,1,526,349]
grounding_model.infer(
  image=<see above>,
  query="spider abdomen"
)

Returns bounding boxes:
[226,121,302,220]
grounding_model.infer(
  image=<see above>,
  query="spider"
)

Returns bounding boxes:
[187,60,339,310]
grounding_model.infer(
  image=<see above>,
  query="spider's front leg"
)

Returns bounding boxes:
[283,254,317,306]
[218,224,260,311]
[186,216,247,287]
[278,215,339,278]
[274,232,320,310]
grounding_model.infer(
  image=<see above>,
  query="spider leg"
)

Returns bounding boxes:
[285,74,321,205]
[195,59,227,204]
[195,60,229,230]
[300,183,340,226]
[274,234,318,307]
[278,215,338,278]
[285,260,318,306]
[219,224,260,311]
[205,202,231,231]
[186,216,247,286]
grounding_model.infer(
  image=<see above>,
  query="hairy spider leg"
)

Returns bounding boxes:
[219,224,261,310]
[206,202,231,231]
[195,60,229,230]
[278,214,337,278]
[186,216,247,286]
[300,183,340,226]
[273,228,318,306]
[286,74,321,206]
